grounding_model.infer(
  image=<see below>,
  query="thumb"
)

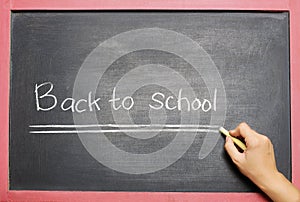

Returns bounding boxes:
[224,137,244,164]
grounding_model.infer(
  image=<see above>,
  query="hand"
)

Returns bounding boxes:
[224,122,277,186]
[224,122,300,202]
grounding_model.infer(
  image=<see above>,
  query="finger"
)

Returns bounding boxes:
[230,122,255,139]
[224,136,244,164]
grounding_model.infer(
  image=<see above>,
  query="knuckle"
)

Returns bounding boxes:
[224,142,230,150]
[232,156,243,166]
[249,136,260,147]
[231,157,240,164]
[239,122,247,128]
[260,135,270,143]
[239,122,249,132]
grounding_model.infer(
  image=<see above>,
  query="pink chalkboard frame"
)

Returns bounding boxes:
[0,0,299,201]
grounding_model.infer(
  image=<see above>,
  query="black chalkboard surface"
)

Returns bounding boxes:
[9,11,290,192]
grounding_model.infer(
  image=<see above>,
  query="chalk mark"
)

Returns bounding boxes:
[29,124,219,128]
[29,128,219,134]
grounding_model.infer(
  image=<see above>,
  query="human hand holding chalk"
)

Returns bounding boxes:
[219,126,246,151]
[223,122,300,202]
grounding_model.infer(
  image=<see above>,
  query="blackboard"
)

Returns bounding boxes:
[9,11,290,192]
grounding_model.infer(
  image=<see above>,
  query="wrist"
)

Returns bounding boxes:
[251,170,281,192]
[254,171,300,202]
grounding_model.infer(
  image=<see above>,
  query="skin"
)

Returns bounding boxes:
[224,122,300,202]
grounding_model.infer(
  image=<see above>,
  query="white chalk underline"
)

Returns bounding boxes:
[29,124,220,134]
[29,124,219,128]
[29,129,219,134]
